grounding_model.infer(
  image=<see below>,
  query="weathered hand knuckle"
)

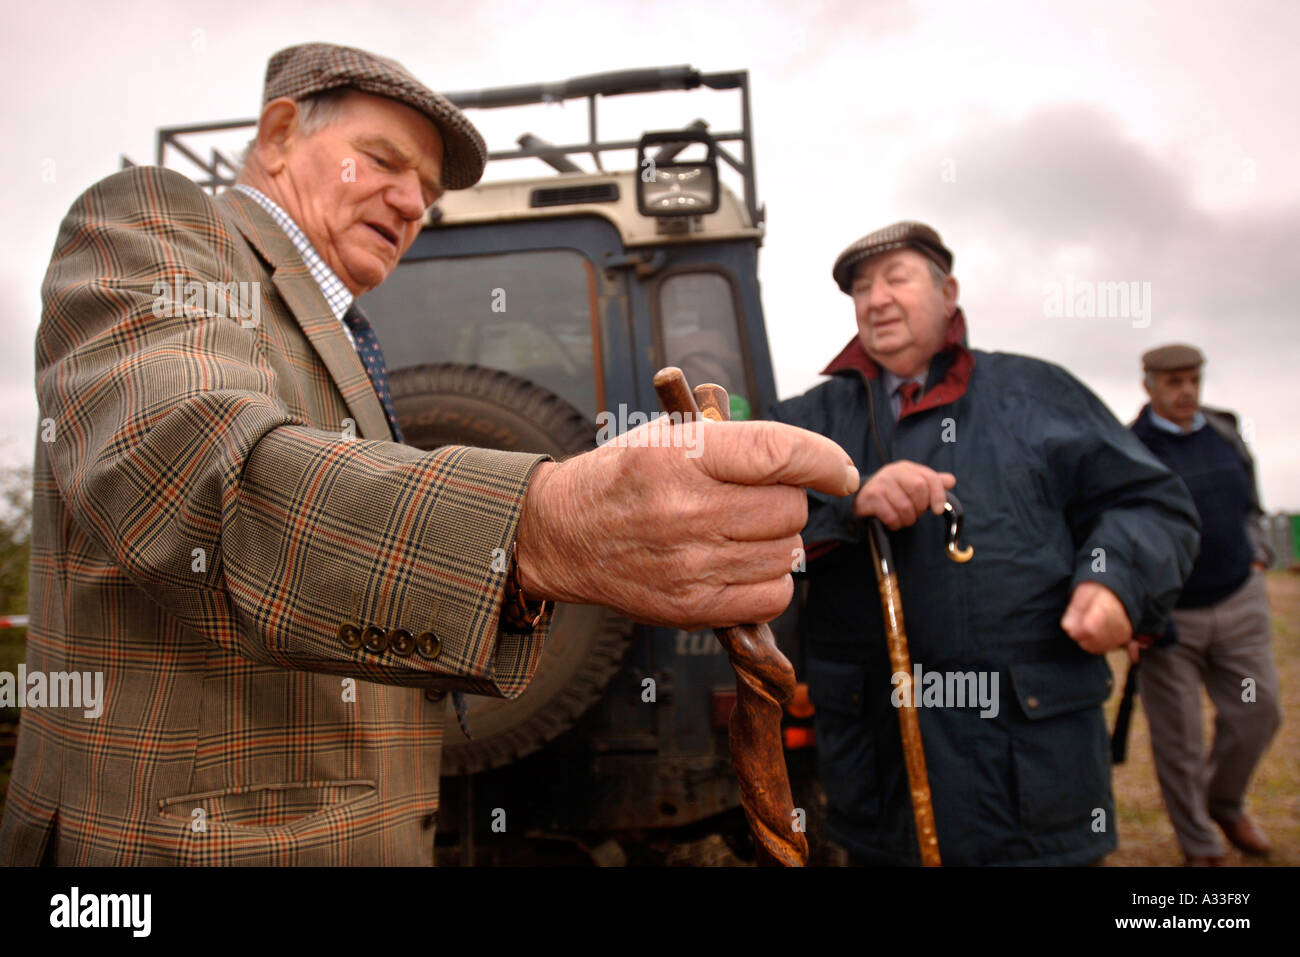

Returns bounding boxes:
[756,425,791,481]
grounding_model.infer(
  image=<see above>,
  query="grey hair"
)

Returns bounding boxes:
[237,87,356,171]
[294,87,355,135]
[926,259,949,287]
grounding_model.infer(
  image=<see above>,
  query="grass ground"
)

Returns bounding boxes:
[1103,570,1298,866]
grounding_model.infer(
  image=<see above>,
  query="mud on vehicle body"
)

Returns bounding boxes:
[130,66,826,865]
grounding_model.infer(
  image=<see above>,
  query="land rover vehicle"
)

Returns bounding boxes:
[125,65,821,865]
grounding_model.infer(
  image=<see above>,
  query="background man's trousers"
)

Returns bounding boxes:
[1138,570,1282,858]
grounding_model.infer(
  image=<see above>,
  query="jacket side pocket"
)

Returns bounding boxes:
[806,657,881,819]
[158,779,378,831]
[1007,657,1113,834]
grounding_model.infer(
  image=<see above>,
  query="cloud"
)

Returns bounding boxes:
[901,101,1298,351]
[906,102,1193,244]
[887,102,1299,504]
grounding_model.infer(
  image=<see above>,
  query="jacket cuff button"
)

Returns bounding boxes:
[389,628,415,656]
[338,623,363,650]
[416,631,442,660]
[362,625,389,654]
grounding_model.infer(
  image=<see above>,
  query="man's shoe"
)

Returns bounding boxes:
[1210,813,1271,856]
[1184,854,1228,866]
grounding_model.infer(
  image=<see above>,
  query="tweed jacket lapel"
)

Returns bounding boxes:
[215,187,392,441]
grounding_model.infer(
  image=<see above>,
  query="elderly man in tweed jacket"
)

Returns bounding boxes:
[1,44,857,865]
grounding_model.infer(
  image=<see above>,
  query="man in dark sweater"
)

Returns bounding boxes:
[1130,344,1282,865]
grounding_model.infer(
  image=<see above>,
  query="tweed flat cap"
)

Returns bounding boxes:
[1142,343,1205,371]
[832,221,954,293]
[263,42,487,190]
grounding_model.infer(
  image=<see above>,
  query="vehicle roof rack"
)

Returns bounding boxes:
[121,65,761,225]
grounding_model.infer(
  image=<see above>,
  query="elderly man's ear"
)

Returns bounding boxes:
[249,97,305,174]
[943,275,960,316]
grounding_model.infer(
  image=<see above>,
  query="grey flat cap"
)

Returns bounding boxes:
[1142,344,1205,371]
[832,221,954,293]
[263,42,487,190]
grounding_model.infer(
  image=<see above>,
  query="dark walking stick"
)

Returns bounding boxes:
[1111,659,1140,764]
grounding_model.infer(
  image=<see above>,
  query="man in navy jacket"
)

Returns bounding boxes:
[771,222,1200,865]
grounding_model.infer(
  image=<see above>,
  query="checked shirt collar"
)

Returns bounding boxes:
[233,184,356,346]
[233,185,403,443]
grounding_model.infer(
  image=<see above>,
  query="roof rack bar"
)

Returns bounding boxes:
[588,95,603,171]
[211,148,240,174]
[485,131,746,162]
[156,118,257,140]
[652,120,711,164]
[443,66,704,110]
[715,142,747,176]
[517,134,583,174]
[737,76,760,226]
[159,132,221,175]
[134,66,760,224]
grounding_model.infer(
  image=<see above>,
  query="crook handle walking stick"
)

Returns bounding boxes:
[866,491,973,867]
[653,368,808,867]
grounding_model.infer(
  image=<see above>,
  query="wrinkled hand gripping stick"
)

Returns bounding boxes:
[652,367,809,867]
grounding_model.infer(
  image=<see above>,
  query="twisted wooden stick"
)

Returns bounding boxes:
[653,368,808,867]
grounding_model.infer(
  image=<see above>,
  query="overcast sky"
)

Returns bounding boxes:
[3,0,1297,510]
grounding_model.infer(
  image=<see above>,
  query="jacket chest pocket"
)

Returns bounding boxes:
[977,467,1065,561]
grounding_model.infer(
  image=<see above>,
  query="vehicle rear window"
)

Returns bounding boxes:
[656,271,751,419]
[361,249,598,420]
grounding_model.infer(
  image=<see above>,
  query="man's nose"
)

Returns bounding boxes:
[868,280,894,311]
[387,173,426,221]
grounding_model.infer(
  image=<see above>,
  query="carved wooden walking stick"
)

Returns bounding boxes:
[865,493,972,867]
[653,367,808,867]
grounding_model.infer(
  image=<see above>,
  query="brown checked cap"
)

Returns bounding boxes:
[832,221,954,293]
[1142,343,1205,371]
[263,42,487,190]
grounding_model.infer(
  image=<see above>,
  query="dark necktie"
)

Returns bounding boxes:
[896,381,923,421]
[342,304,473,737]
[342,304,404,444]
